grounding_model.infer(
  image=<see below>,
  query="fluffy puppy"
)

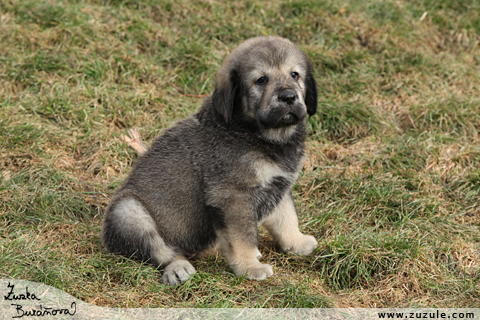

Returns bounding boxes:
[102,36,318,285]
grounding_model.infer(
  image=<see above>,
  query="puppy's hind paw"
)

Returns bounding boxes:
[162,259,196,286]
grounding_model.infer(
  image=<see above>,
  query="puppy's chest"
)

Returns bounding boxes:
[247,151,306,189]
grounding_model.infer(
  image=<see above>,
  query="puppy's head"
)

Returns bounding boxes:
[212,36,317,141]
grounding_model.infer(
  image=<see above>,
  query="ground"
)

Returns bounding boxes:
[0,0,479,308]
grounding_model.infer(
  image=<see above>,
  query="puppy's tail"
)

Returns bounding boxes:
[122,127,148,155]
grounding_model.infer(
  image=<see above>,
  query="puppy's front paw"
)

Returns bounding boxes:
[282,234,318,256]
[162,259,196,285]
[244,263,273,281]
[255,247,263,260]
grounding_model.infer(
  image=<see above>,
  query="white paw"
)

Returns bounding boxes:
[255,247,263,260]
[283,234,318,256]
[238,263,273,281]
[162,260,196,285]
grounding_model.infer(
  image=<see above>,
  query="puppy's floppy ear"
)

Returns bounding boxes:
[304,63,318,116]
[212,68,239,124]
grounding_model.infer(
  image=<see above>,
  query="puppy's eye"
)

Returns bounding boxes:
[291,72,300,80]
[255,77,268,85]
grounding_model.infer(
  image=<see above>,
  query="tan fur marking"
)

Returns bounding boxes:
[252,157,291,187]
[217,231,273,280]
[244,151,306,187]
[262,126,298,142]
[261,194,318,255]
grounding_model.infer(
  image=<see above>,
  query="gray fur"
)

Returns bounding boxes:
[102,36,318,285]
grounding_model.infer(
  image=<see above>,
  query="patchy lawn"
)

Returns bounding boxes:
[1,0,479,308]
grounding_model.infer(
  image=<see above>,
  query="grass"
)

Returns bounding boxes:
[1,0,479,308]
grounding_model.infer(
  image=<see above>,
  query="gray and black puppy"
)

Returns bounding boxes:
[102,36,318,285]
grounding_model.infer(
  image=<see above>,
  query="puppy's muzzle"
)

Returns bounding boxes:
[258,90,307,128]
[278,90,306,126]
[279,90,297,105]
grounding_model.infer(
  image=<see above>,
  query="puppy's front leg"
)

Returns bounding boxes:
[261,192,318,255]
[217,218,273,280]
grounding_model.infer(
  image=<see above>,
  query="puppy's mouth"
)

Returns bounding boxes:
[279,112,298,125]
[257,105,306,129]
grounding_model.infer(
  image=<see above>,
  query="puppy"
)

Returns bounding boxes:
[102,36,318,285]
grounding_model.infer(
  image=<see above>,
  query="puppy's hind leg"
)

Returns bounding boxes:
[102,196,196,285]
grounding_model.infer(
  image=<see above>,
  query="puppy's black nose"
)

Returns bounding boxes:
[279,91,296,104]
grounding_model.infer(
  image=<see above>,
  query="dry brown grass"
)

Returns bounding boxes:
[1,0,479,308]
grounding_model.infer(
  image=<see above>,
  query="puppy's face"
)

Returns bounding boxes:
[212,37,317,142]
[243,47,310,129]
